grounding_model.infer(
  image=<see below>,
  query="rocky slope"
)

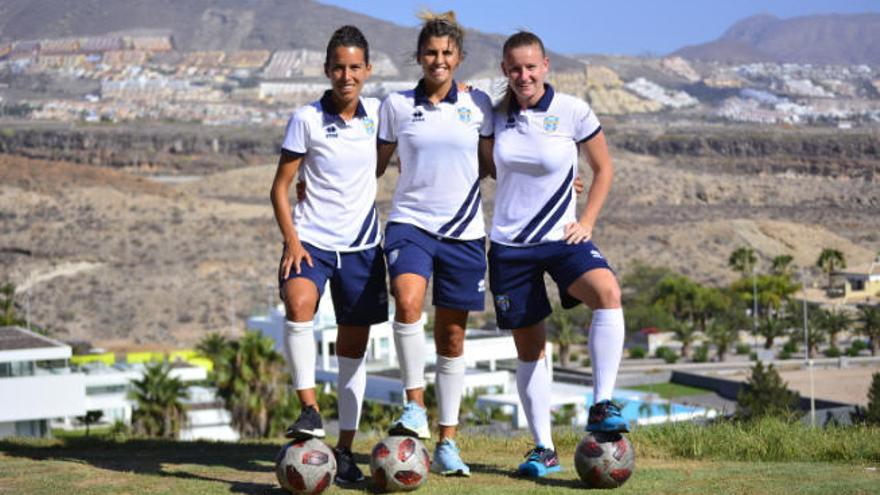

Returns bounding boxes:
[1,143,878,348]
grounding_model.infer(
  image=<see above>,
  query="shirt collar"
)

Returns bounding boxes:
[413,79,458,106]
[507,83,555,117]
[320,90,367,121]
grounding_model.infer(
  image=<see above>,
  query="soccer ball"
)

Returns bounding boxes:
[574,432,635,489]
[275,438,337,494]
[369,435,430,492]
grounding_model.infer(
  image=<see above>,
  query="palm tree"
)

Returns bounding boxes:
[771,255,794,276]
[671,320,698,359]
[856,305,880,356]
[129,361,188,438]
[0,282,24,327]
[653,274,700,324]
[196,332,231,368]
[214,331,293,438]
[758,315,788,350]
[708,304,748,362]
[816,248,846,289]
[783,300,820,359]
[547,304,587,367]
[728,247,757,278]
[815,306,852,350]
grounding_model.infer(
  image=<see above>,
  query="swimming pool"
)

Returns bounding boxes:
[586,390,716,426]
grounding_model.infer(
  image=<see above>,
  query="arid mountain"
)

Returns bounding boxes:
[674,13,880,64]
[0,0,583,79]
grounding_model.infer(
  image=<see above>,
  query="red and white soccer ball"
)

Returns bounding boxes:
[574,432,635,489]
[369,435,430,492]
[275,438,337,494]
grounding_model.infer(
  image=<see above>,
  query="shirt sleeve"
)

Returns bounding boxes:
[474,90,495,138]
[281,110,309,154]
[377,95,397,143]
[573,99,602,143]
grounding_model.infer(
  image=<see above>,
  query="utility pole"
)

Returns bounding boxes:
[801,268,809,361]
[752,264,759,352]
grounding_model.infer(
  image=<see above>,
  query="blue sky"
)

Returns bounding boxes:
[318,0,880,56]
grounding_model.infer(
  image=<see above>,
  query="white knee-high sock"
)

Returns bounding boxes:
[589,308,625,403]
[337,355,367,431]
[284,320,316,390]
[436,354,466,426]
[516,359,554,450]
[393,320,426,390]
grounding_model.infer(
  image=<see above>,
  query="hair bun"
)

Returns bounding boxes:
[417,9,457,25]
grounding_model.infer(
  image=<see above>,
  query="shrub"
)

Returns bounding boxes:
[655,346,678,364]
[823,346,841,358]
[736,343,752,355]
[581,356,591,367]
[736,362,799,421]
[692,344,710,363]
[848,340,868,357]
[629,346,647,359]
[782,340,798,354]
[867,372,880,425]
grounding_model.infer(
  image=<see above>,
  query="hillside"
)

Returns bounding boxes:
[0,0,584,79]
[674,13,880,64]
[1,129,878,346]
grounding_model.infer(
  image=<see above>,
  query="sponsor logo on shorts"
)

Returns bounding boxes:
[388,249,399,266]
[477,279,486,293]
[378,290,388,304]
[494,294,511,312]
[362,117,375,135]
[590,249,603,259]
[543,115,560,132]
[457,107,472,123]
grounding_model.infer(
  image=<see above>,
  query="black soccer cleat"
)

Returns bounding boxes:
[285,404,326,439]
[333,447,365,484]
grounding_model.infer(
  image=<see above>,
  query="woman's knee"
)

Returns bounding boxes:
[393,290,424,322]
[595,282,622,309]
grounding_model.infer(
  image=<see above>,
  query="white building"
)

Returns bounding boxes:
[0,326,236,440]
[0,326,86,437]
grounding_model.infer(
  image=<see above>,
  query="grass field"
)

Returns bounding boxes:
[2,420,879,494]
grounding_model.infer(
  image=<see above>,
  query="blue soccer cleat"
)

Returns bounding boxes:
[431,438,471,477]
[388,401,431,439]
[516,445,561,477]
[586,399,630,433]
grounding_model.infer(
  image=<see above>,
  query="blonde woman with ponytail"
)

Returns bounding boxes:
[488,31,627,478]
[376,10,495,477]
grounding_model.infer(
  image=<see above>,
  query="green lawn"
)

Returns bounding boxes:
[628,382,712,399]
[2,422,879,494]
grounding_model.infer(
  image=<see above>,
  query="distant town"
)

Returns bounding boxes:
[1,34,878,127]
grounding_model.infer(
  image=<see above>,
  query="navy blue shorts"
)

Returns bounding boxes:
[488,240,613,329]
[278,243,388,326]
[384,222,486,311]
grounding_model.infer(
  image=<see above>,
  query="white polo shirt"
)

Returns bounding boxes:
[491,84,602,245]
[281,91,381,252]
[378,80,493,240]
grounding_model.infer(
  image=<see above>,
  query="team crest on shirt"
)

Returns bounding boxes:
[412,109,425,122]
[362,117,375,135]
[457,107,472,123]
[325,124,339,138]
[494,294,511,312]
[543,115,560,131]
[505,116,516,129]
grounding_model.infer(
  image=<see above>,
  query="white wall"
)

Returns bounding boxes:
[0,373,86,422]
